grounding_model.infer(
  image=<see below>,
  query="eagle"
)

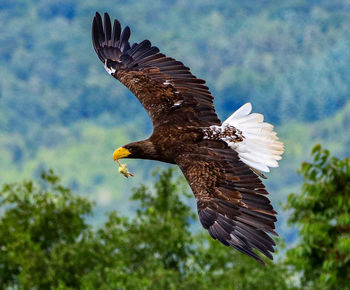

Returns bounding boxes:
[92,12,284,264]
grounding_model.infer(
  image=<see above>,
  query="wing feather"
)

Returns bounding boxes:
[119,26,131,51]
[175,146,277,264]
[104,13,112,45]
[111,19,121,46]
[92,12,220,126]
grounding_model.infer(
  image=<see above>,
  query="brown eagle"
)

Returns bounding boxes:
[92,12,284,264]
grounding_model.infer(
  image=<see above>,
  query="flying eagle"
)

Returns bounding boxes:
[92,12,284,264]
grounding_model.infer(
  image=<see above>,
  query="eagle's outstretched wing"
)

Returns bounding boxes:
[176,143,277,264]
[92,12,220,127]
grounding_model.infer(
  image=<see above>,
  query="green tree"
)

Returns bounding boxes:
[0,170,95,288]
[0,168,292,289]
[285,144,350,289]
[191,234,292,290]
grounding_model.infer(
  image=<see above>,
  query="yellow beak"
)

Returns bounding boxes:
[113,147,131,161]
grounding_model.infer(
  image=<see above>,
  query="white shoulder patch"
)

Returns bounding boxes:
[104,60,116,75]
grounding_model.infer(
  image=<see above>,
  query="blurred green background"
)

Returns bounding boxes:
[1,0,350,245]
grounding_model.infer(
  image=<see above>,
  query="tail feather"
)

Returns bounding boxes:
[223,103,284,173]
[226,102,253,120]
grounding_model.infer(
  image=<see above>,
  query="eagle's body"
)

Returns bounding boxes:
[92,12,284,264]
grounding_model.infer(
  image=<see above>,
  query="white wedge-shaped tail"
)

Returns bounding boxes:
[223,103,284,172]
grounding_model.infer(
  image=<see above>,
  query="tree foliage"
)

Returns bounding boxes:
[0,168,292,289]
[285,144,350,289]
[0,170,94,288]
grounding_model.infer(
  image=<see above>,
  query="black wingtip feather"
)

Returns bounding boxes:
[92,14,105,62]
[92,12,160,69]
[199,205,276,264]
[120,26,131,51]
[93,12,131,64]
[94,12,104,43]
[104,13,111,45]
[112,19,121,46]
[94,11,101,23]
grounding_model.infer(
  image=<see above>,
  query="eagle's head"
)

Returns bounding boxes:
[113,140,160,163]
[113,142,155,178]
[113,141,154,161]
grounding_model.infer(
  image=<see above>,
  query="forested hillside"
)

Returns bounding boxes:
[1,1,349,238]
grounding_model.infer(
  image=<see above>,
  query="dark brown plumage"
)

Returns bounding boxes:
[92,12,282,264]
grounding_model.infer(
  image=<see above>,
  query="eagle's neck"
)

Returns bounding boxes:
[125,139,174,164]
